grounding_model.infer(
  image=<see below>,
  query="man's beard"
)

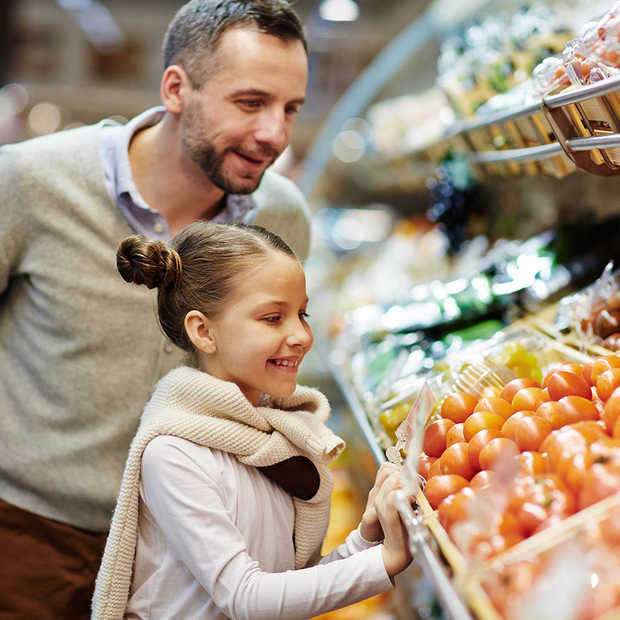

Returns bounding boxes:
[190,143,268,195]
[181,120,279,195]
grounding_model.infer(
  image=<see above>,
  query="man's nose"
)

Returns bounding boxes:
[253,108,289,153]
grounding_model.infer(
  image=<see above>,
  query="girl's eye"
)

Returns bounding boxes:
[299,312,310,320]
[264,315,281,324]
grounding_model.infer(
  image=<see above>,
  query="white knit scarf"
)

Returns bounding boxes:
[91,366,345,620]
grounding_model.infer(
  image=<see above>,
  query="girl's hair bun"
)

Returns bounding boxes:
[116,235,182,289]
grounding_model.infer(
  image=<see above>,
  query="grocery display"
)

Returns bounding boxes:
[413,342,620,618]
[353,1,620,194]
[304,3,620,620]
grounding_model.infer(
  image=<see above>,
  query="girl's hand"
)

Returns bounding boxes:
[375,470,413,578]
[360,462,400,542]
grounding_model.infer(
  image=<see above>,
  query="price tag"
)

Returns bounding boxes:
[391,383,436,495]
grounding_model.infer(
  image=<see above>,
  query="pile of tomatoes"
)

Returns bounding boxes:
[481,503,620,620]
[419,353,620,560]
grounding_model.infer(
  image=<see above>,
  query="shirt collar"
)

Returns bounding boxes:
[99,106,257,230]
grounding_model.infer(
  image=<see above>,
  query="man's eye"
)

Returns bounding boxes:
[299,312,310,319]
[264,316,281,323]
[285,106,301,116]
[239,100,262,109]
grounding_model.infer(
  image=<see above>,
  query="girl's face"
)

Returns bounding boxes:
[201,250,313,405]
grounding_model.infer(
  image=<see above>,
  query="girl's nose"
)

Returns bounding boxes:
[287,320,313,349]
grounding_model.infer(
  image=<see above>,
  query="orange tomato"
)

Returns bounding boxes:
[569,420,609,443]
[463,411,505,441]
[506,476,536,513]
[468,428,502,470]
[515,451,548,476]
[445,422,466,447]
[590,355,620,384]
[578,462,620,509]
[500,377,540,403]
[470,469,498,489]
[512,387,550,412]
[535,474,576,516]
[582,360,595,386]
[546,370,591,401]
[501,410,537,441]
[423,418,455,458]
[497,510,521,538]
[427,458,442,479]
[516,501,548,536]
[424,474,469,509]
[595,368,620,401]
[542,363,584,388]
[541,426,588,471]
[589,437,620,464]
[417,453,437,480]
[536,401,565,429]
[468,533,521,561]
[556,452,590,492]
[441,391,478,424]
[484,561,537,616]
[437,486,475,532]
[602,387,620,434]
[474,396,513,420]
[478,437,519,471]
[514,416,552,451]
[557,395,598,424]
[599,506,620,546]
[438,442,476,479]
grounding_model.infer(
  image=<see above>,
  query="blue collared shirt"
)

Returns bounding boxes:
[98,106,257,241]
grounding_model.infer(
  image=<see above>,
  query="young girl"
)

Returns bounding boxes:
[92,222,411,619]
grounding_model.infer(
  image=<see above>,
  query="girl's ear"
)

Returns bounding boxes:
[185,310,217,354]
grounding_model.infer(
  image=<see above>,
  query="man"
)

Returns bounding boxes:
[0,1,310,617]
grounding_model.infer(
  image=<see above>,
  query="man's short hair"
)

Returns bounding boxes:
[163,0,307,88]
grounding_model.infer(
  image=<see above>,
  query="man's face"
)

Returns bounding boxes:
[181,27,308,194]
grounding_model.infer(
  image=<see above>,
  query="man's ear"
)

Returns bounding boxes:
[160,64,191,115]
[185,310,216,354]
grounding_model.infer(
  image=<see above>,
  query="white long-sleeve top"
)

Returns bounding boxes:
[126,436,393,620]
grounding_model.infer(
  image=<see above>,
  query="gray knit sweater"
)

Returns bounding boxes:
[0,123,311,531]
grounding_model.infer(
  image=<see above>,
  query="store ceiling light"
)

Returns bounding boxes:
[319,0,359,22]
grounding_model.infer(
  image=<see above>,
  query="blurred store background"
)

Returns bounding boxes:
[0,0,426,153]
[4,1,620,619]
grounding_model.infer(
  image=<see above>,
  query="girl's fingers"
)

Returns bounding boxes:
[374,473,403,517]
[367,463,400,503]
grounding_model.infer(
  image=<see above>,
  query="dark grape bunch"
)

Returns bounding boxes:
[426,153,476,255]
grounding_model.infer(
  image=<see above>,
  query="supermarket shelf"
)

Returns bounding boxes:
[567,133,620,151]
[369,74,620,176]
[447,75,620,135]
[397,495,475,620]
[545,75,620,108]
[469,142,563,164]
[447,101,543,136]
[468,133,620,164]
[328,352,474,620]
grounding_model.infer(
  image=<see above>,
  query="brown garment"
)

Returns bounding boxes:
[0,498,107,620]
